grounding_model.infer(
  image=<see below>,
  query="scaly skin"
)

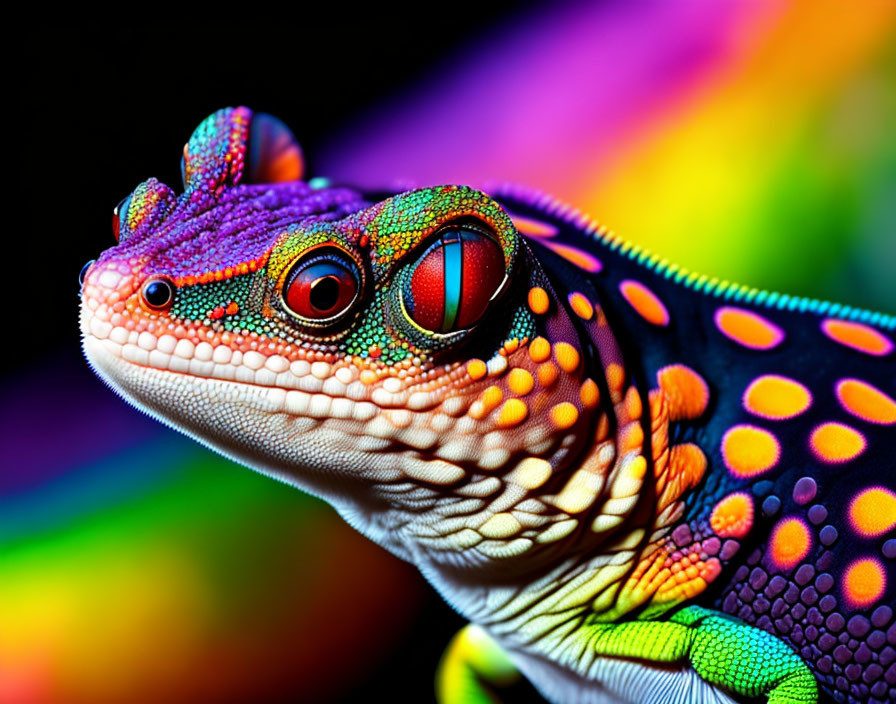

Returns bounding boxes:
[80,107,895,704]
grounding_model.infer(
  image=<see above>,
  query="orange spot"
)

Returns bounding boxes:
[480,386,504,414]
[496,399,529,428]
[507,368,535,396]
[568,292,594,320]
[656,364,710,421]
[710,493,754,538]
[537,362,559,387]
[714,307,784,350]
[542,241,602,272]
[770,518,811,570]
[580,379,600,409]
[527,287,550,315]
[606,363,625,398]
[550,402,579,430]
[624,387,642,420]
[849,487,896,537]
[821,319,893,356]
[528,337,551,363]
[466,359,487,380]
[836,378,896,425]
[721,425,780,477]
[742,374,812,420]
[667,443,708,492]
[619,280,669,326]
[510,214,557,238]
[620,420,644,452]
[553,342,580,373]
[809,422,866,464]
[503,338,520,355]
[843,558,886,608]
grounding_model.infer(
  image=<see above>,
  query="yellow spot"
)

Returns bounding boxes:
[528,336,551,363]
[849,487,896,537]
[770,518,811,569]
[626,455,648,481]
[466,359,487,381]
[810,422,866,464]
[568,292,594,320]
[657,364,710,420]
[360,370,378,385]
[496,399,528,428]
[552,468,601,513]
[822,319,893,356]
[536,519,578,543]
[550,402,579,430]
[721,425,780,477]
[844,558,886,608]
[553,342,580,373]
[503,338,520,355]
[479,513,522,539]
[511,457,552,489]
[743,375,811,420]
[619,280,669,326]
[527,287,550,315]
[837,378,896,425]
[507,368,535,396]
[537,362,559,387]
[710,492,754,538]
[580,379,600,409]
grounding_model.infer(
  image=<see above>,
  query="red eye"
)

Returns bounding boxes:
[112,196,129,242]
[404,226,506,333]
[283,248,361,322]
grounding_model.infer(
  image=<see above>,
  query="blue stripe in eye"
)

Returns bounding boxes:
[442,232,463,332]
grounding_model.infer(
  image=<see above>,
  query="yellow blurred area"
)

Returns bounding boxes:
[581,0,896,281]
[0,538,204,704]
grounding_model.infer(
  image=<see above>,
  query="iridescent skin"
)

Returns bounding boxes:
[81,107,895,704]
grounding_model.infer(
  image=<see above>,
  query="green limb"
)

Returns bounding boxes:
[681,607,818,703]
[582,606,817,703]
[435,623,521,704]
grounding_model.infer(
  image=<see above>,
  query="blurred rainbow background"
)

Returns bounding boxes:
[5,3,894,702]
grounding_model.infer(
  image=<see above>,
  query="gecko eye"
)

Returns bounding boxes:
[283,247,361,323]
[140,276,175,311]
[112,196,130,242]
[403,225,506,334]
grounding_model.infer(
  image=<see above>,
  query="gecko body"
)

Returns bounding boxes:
[80,107,895,703]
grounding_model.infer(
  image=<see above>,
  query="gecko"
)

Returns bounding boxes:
[79,107,895,704]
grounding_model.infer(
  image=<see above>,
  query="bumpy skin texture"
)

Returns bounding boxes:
[81,108,895,704]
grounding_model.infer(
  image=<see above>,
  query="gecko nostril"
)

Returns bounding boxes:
[79,259,96,287]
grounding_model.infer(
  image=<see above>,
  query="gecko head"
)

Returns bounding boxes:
[81,108,611,568]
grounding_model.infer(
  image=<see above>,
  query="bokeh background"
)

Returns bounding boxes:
[5,3,895,702]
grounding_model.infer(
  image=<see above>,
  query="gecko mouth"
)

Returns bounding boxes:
[81,331,391,424]
[78,294,470,430]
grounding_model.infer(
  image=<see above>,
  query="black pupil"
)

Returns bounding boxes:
[309,276,341,312]
[145,280,172,307]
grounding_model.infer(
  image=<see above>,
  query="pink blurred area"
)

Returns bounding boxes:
[322,0,759,190]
